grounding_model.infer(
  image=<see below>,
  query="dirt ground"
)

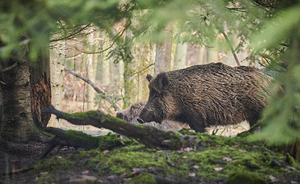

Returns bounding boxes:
[0,140,79,184]
[1,128,300,184]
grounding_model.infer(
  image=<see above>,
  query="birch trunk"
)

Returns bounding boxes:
[154,26,173,75]
[49,40,65,127]
[173,43,187,70]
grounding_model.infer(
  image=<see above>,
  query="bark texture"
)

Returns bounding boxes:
[1,62,35,142]
[30,51,51,128]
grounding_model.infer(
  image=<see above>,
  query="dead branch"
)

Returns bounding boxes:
[65,68,121,111]
[0,62,17,73]
[130,63,154,77]
[221,31,241,66]
[50,24,91,42]
[42,105,193,150]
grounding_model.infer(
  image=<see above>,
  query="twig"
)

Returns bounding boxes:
[130,63,154,77]
[0,62,17,73]
[65,68,121,111]
[0,167,33,175]
[74,23,128,55]
[221,31,241,66]
[74,39,115,55]
[50,24,91,42]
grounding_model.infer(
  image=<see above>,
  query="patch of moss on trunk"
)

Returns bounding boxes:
[64,110,101,119]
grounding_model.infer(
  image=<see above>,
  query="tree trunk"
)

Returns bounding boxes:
[173,43,187,70]
[86,30,98,110]
[122,30,133,109]
[0,35,51,142]
[154,26,173,75]
[1,61,36,142]
[49,40,65,127]
[30,46,51,128]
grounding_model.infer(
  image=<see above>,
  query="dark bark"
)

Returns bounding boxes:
[0,36,50,142]
[29,49,51,128]
[1,61,36,142]
[42,105,193,150]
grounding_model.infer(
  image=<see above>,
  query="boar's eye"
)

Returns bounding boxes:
[149,90,160,99]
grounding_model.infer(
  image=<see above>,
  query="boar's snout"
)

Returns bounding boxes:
[139,108,163,124]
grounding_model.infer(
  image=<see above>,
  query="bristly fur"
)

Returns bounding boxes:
[139,62,272,132]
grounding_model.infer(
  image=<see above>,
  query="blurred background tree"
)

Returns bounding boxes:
[0,0,300,158]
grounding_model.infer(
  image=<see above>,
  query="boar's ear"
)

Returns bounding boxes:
[146,74,153,82]
[155,73,169,90]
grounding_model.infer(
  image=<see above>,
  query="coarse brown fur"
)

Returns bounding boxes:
[116,102,147,122]
[139,62,272,132]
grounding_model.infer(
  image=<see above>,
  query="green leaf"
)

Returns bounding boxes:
[251,5,300,51]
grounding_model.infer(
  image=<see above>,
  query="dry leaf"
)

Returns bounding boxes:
[269,175,276,182]
[214,167,223,172]
[189,173,196,177]
[223,157,232,162]
[192,165,200,169]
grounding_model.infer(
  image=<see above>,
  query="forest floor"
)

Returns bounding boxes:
[1,129,300,184]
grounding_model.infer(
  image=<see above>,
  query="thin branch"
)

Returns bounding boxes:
[65,68,121,111]
[226,7,247,12]
[74,40,116,55]
[221,31,241,66]
[0,62,17,73]
[130,63,154,77]
[50,24,91,42]
[74,23,128,55]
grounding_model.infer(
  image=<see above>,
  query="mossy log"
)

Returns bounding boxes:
[42,105,193,150]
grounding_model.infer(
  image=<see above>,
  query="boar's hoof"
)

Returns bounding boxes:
[137,118,144,124]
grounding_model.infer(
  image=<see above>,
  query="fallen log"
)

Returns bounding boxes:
[42,105,194,150]
[40,127,133,158]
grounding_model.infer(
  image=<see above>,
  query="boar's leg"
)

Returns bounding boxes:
[183,115,206,132]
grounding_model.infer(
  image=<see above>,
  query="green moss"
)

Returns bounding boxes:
[35,172,61,183]
[134,123,145,128]
[35,157,72,172]
[98,132,135,150]
[106,151,165,174]
[227,172,267,184]
[31,131,300,183]
[64,130,99,149]
[101,114,127,124]
[64,110,100,119]
[62,131,136,151]
[285,153,296,166]
[124,173,156,184]
[163,131,183,148]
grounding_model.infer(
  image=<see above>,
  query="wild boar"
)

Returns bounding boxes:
[116,102,147,122]
[138,62,271,132]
